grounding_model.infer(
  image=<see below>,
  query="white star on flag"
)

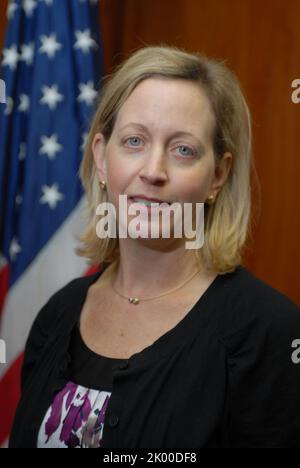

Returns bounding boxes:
[20,43,35,65]
[39,134,63,160]
[78,81,97,106]
[39,34,63,59]
[18,94,30,112]
[15,194,23,206]
[74,29,97,53]
[22,0,37,17]
[18,142,27,161]
[2,45,19,70]
[7,1,18,19]
[40,84,64,110]
[38,0,53,5]
[9,237,22,261]
[40,183,64,209]
[4,97,14,116]
[80,132,88,152]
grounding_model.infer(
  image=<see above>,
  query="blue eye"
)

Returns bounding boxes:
[123,138,195,157]
[125,136,142,147]
[176,145,194,157]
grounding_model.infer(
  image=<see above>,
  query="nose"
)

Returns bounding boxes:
[139,144,168,185]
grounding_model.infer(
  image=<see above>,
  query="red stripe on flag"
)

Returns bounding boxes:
[0,265,9,320]
[84,264,101,276]
[0,353,23,446]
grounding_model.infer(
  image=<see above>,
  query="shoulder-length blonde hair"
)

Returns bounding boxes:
[77,45,256,275]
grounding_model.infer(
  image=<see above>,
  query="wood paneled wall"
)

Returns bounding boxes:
[1,0,300,304]
[0,0,8,49]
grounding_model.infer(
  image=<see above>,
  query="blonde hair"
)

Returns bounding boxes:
[77,45,257,275]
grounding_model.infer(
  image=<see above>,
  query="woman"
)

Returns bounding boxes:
[10,46,300,448]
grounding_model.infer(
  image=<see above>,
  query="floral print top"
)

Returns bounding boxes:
[38,382,112,448]
[37,325,127,448]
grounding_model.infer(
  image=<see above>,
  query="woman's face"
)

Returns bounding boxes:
[93,77,232,241]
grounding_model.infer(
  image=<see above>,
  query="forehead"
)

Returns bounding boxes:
[115,77,215,141]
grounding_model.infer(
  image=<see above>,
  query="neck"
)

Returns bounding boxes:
[111,237,205,298]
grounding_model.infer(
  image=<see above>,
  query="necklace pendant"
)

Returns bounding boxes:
[128,297,139,305]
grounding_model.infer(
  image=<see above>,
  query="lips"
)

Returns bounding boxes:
[127,198,171,213]
[129,195,172,205]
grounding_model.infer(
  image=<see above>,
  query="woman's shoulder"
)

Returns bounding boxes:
[224,265,298,305]
[33,269,103,334]
[220,265,300,316]
[53,270,102,303]
[216,265,300,352]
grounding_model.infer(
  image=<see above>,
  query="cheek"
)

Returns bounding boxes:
[106,150,122,184]
[184,158,215,201]
[105,153,132,200]
[176,174,211,203]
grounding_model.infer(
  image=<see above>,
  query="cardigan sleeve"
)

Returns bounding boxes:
[20,273,100,393]
[221,290,300,447]
[20,290,62,393]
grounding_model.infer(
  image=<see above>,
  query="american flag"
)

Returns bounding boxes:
[0,0,103,446]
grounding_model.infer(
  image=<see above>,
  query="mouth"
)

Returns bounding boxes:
[128,196,172,207]
[128,197,172,213]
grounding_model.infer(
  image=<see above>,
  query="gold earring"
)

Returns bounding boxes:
[99,181,107,191]
[206,195,215,205]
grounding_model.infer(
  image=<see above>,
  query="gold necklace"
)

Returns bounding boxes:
[111,268,201,305]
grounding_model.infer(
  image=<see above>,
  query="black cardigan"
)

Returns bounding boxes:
[9,265,300,448]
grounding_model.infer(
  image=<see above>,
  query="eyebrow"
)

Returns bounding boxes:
[119,122,206,152]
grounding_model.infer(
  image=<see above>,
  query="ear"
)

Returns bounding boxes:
[92,132,107,182]
[210,151,233,196]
